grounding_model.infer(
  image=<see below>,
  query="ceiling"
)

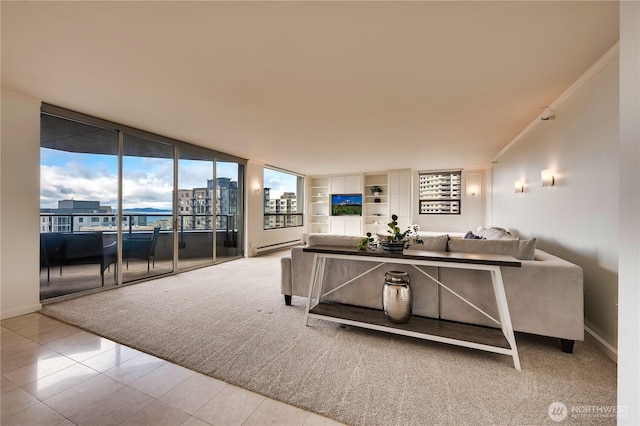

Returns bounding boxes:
[1,1,619,176]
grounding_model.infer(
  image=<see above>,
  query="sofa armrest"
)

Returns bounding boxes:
[439,248,584,340]
[503,250,584,340]
[281,256,292,295]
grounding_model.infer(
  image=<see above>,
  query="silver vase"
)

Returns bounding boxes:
[382,271,412,323]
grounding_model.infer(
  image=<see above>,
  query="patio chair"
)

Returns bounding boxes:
[40,232,117,285]
[123,227,160,272]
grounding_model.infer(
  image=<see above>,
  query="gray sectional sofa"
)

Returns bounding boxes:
[280,228,584,352]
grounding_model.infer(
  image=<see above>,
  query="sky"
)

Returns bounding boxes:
[40,148,296,210]
[263,168,297,200]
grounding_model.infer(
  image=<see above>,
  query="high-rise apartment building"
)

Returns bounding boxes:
[263,189,298,229]
[178,178,238,231]
[40,200,118,233]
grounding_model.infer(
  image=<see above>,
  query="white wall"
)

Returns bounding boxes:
[1,89,42,319]
[618,1,640,422]
[491,52,619,353]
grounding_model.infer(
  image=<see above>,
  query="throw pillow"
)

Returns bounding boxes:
[482,227,515,240]
[475,226,509,238]
[464,231,481,239]
[516,238,536,260]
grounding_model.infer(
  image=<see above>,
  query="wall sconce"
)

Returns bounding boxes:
[253,184,261,193]
[467,185,479,196]
[541,169,555,187]
[514,180,524,193]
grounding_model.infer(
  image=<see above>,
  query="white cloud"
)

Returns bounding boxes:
[41,164,119,208]
[264,169,297,200]
[41,157,240,210]
[178,160,212,189]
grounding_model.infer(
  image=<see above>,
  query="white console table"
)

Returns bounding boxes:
[303,246,522,370]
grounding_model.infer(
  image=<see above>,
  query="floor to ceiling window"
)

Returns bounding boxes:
[216,161,244,261]
[122,133,175,282]
[39,105,245,301]
[40,113,119,299]
[178,148,214,270]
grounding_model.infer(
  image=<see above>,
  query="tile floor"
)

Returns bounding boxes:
[1,312,343,426]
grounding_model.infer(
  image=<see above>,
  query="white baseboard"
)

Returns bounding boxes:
[1,303,43,320]
[585,325,617,363]
[254,239,301,255]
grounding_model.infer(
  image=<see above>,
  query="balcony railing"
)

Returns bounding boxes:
[39,212,240,260]
[39,213,242,300]
[263,213,303,230]
[40,213,237,232]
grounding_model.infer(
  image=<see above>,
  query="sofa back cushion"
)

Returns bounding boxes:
[405,235,449,252]
[447,238,536,260]
[470,226,537,260]
[448,238,517,257]
[306,234,362,248]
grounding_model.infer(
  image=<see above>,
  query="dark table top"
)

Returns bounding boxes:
[303,245,521,267]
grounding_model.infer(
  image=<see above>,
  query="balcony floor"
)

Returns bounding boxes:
[40,257,222,301]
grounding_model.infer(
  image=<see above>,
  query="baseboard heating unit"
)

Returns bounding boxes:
[255,239,301,255]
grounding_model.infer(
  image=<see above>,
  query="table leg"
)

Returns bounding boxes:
[305,254,326,326]
[491,268,521,370]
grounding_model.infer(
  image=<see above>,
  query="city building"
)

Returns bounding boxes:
[40,200,117,233]
[40,200,157,233]
[263,189,298,229]
[178,178,238,231]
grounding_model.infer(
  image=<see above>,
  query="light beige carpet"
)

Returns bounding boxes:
[42,251,617,426]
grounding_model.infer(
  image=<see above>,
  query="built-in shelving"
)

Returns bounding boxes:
[309,177,330,233]
[363,173,389,235]
[308,171,411,236]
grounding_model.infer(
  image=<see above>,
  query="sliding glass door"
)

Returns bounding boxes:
[176,156,245,268]
[215,161,244,262]
[40,114,119,299]
[40,106,246,301]
[178,148,214,269]
[122,133,175,282]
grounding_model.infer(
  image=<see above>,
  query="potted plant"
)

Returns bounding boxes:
[370,185,383,203]
[357,232,375,251]
[356,214,422,252]
[380,215,422,253]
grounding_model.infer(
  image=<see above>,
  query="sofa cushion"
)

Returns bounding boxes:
[306,234,362,248]
[448,238,518,257]
[447,238,535,260]
[516,238,536,260]
[405,234,449,252]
